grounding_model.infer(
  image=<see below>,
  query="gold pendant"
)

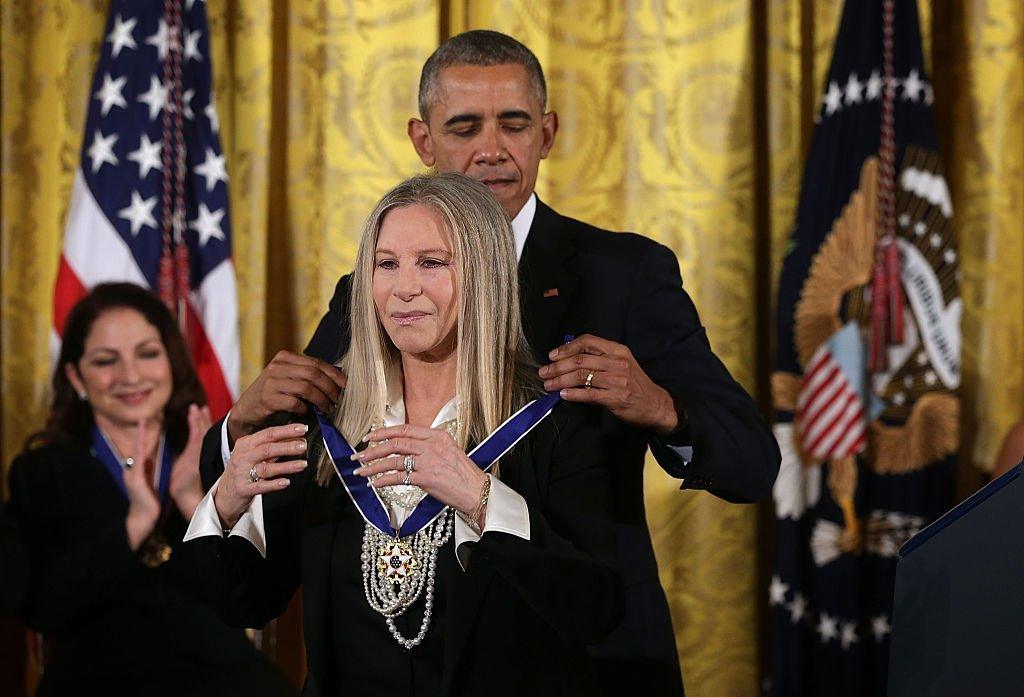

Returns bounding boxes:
[376,538,418,586]
[140,532,173,569]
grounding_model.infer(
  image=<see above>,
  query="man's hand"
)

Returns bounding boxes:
[227,351,347,443]
[539,334,680,434]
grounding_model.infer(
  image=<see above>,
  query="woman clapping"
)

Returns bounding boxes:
[8,283,291,697]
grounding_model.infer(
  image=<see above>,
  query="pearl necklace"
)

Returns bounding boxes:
[361,414,459,649]
[361,509,453,649]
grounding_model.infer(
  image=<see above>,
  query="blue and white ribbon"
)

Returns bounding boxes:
[316,391,561,538]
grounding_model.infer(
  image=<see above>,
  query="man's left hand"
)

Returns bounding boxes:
[540,334,680,434]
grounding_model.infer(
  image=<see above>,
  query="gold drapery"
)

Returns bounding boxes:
[2,2,1022,695]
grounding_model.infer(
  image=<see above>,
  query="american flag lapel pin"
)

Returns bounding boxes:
[543,288,559,298]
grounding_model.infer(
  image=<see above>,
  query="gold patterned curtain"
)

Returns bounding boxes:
[2,2,1022,695]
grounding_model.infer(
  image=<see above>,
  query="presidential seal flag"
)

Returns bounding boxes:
[770,1,960,694]
[52,0,238,417]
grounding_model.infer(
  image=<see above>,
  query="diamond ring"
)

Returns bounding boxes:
[584,371,595,389]
[249,464,261,483]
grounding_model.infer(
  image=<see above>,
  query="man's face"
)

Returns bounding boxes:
[408,63,558,219]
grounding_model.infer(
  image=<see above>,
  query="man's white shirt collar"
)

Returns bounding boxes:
[511,193,537,261]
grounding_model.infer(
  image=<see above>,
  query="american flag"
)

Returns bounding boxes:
[796,323,869,461]
[53,0,238,417]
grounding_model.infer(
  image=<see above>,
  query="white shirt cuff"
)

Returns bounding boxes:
[183,476,268,558]
[220,412,232,468]
[454,474,530,570]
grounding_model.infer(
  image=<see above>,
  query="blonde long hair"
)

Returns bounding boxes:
[317,172,540,484]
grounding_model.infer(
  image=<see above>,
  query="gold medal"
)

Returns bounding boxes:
[377,538,418,586]
[140,532,172,569]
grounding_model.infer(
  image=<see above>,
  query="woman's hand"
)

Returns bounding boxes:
[124,419,161,551]
[169,404,212,521]
[213,423,309,530]
[352,424,488,518]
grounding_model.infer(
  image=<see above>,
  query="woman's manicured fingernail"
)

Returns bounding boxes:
[296,441,307,451]
[295,424,308,433]
[353,466,364,475]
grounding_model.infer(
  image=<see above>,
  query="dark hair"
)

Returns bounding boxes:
[418,30,547,120]
[27,283,205,453]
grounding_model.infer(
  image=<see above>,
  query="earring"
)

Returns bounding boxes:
[77,390,88,401]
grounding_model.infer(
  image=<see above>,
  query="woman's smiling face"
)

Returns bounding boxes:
[66,307,173,428]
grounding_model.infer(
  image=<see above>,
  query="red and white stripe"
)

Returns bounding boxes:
[796,344,867,461]
[53,172,238,418]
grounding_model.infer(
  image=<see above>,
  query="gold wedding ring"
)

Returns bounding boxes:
[249,464,261,483]
[584,371,595,389]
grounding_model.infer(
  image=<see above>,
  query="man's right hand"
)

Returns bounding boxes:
[227,350,347,443]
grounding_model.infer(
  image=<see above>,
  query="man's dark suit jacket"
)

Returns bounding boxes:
[300,199,781,695]
[194,405,623,696]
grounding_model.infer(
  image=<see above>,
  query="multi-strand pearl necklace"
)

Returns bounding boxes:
[361,415,459,649]
[361,509,453,649]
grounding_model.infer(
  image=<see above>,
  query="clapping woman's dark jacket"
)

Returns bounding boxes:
[8,440,294,697]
